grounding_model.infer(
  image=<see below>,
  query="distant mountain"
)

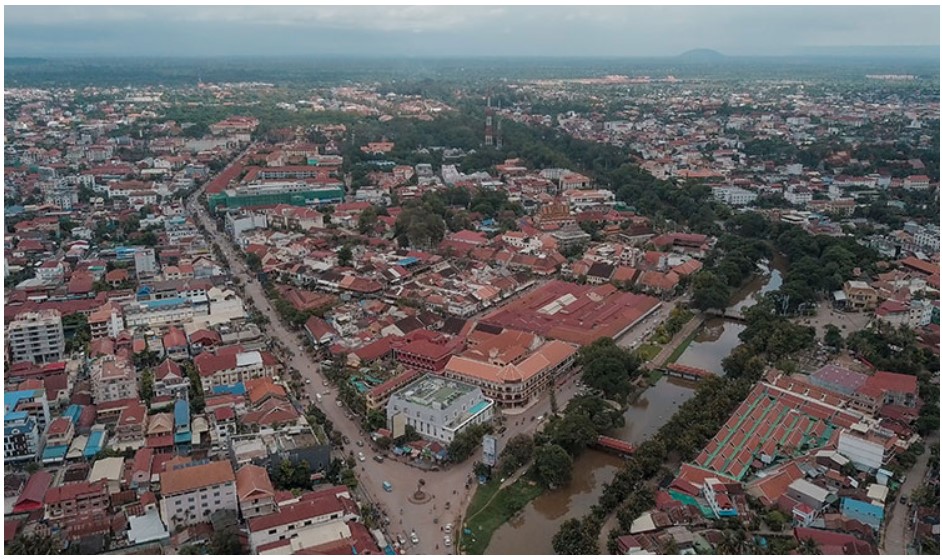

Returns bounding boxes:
[677,49,726,62]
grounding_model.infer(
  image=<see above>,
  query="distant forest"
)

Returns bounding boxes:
[4,55,940,88]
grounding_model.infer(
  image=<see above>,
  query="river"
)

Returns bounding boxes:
[484,261,784,555]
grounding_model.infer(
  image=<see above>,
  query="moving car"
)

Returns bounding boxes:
[358,451,366,462]
[444,536,452,547]
[383,481,393,492]
[410,532,419,544]
[373,455,385,463]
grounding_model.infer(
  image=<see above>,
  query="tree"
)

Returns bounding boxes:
[209,525,245,555]
[497,433,535,477]
[824,324,844,350]
[139,369,154,406]
[447,423,490,463]
[357,205,378,235]
[531,443,573,489]
[337,245,353,268]
[692,271,732,311]
[133,349,160,369]
[7,533,62,555]
[245,252,262,273]
[552,518,599,555]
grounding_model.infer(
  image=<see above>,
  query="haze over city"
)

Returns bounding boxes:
[5,5,940,58]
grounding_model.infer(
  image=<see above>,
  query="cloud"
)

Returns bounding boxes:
[4,5,938,58]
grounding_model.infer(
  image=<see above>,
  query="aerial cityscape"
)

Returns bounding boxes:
[2,4,940,557]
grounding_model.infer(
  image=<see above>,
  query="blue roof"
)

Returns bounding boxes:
[397,257,419,266]
[42,445,69,461]
[5,410,29,422]
[174,432,192,445]
[174,399,190,426]
[5,205,25,216]
[5,390,42,414]
[211,383,246,396]
[63,405,83,425]
[84,430,105,458]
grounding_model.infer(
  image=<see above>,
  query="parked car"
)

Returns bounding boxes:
[373,455,385,463]
[410,532,419,544]
[444,536,452,547]
[384,481,393,492]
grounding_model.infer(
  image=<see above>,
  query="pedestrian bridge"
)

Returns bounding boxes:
[664,364,716,381]
[595,435,635,456]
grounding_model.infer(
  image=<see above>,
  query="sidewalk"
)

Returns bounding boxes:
[647,315,704,369]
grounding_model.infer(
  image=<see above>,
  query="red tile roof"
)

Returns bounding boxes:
[13,471,53,513]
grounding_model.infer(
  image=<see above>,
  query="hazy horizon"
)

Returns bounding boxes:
[5,5,940,58]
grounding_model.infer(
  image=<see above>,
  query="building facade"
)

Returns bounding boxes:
[7,310,66,365]
[386,375,494,444]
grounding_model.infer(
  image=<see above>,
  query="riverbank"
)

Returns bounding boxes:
[458,477,544,555]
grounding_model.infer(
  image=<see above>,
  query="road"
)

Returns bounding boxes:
[185,164,586,554]
[881,435,936,555]
[615,300,677,353]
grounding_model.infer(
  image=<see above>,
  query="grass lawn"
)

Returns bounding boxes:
[459,478,544,555]
[636,343,661,361]
[666,327,700,365]
[645,368,663,385]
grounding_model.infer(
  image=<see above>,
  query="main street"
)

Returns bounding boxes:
[186,163,591,553]
[881,433,937,555]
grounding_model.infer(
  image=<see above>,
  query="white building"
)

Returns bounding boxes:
[225,211,268,244]
[247,486,358,554]
[784,187,813,206]
[561,189,616,212]
[159,460,237,530]
[122,298,198,329]
[7,310,66,365]
[913,224,940,253]
[386,375,494,444]
[713,186,757,206]
[837,425,896,472]
[134,248,158,278]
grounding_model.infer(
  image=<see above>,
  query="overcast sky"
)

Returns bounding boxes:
[5,5,940,58]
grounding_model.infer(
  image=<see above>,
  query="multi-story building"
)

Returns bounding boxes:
[236,464,276,520]
[442,336,577,408]
[87,302,124,340]
[194,347,281,392]
[90,357,138,404]
[5,411,41,462]
[913,224,940,253]
[159,460,237,530]
[391,330,466,373]
[44,479,110,528]
[208,182,344,213]
[121,298,198,328]
[386,375,494,444]
[134,248,158,278]
[842,281,878,311]
[837,424,898,472]
[5,388,51,462]
[154,359,190,401]
[713,186,757,206]
[366,369,422,412]
[7,310,66,364]
[246,486,358,553]
[561,189,616,212]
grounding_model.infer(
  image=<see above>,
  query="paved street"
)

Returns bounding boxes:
[881,434,936,555]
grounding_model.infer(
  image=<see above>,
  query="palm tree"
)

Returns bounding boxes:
[715,528,746,555]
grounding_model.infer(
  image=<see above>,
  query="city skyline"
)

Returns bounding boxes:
[5,5,940,58]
